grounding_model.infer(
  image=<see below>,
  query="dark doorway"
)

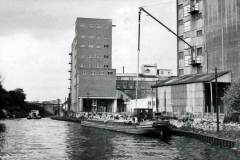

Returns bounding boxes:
[204,82,230,114]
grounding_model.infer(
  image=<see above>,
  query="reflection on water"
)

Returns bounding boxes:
[0,118,239,160]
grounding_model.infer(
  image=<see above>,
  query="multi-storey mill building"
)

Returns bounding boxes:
[69,18,117,113]
[177,0,240,80]
[177,0,206,76]
[151,0,240,116]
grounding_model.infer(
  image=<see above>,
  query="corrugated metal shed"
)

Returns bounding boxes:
[152,71,230,88]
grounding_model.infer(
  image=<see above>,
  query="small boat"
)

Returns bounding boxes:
[27,110,41,119]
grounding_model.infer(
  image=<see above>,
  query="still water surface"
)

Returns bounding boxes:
[0,118,239,160]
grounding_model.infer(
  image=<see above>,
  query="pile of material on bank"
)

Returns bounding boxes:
[169,115,240,141]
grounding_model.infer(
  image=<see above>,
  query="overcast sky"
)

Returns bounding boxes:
[0,0,176,102]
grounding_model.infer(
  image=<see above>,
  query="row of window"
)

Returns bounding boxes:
[79,64,109,68]
[79,24,110,29]
[182,56,202,67]
[116,83,152,89]
[148,101,156,107]
[182,36,203,49]
[178,66,202,76]
[79,44,110,49]
[181,1,200,17]
[184,21,191,32]
[116,77,157,81]
[178,47,203,59]
[79,70,114,76]
[80,55,110,59]
[80,35,109,40]
[183,5,191,17]
[183,21,203,35]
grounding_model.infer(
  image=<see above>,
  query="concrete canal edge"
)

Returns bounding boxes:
[171,128,240,152]
[51,116,82,123]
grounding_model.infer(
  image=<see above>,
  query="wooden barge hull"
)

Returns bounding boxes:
[81,120,168,136]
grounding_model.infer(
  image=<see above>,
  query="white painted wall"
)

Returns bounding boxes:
[157,83,205,115]
[126,97,156,113]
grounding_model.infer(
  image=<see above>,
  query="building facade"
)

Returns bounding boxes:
[116,73,159,100]
[69,18,117,113]
[177,0,240,80]
[116,65,173,100]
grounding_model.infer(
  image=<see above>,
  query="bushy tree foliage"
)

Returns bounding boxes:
[0,84,8,108]
[223,81,240,113]
[8,88,26,107]
[0,75,28,118]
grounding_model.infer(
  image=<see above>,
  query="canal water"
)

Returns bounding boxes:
[0,118,239,160]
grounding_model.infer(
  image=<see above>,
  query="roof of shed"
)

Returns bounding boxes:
[152,71,230,88]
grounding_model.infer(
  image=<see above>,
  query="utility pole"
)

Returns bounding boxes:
[215,67,219,132]
[87,92,90,112]
[136,9,141,111]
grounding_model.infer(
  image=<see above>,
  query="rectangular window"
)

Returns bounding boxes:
[88,35,95,39]
[179,52,184,59]
[148,101,151,106]
[178,4,183,9]
[184,21,191,32]
[197,47,203,56]
[152,101,155,106]
[104,44,109,48]
[197,66,203,74]
[178,19,183,25]
[96,45,101,49]
[88,44,94,48]
[91,71,95,75]
[107,71,113,75]
[184,38,191,49]
[96,25,102,29]
[104,55,109,58]
[80,24,85,28]
[82,70,87,75]
[80,44,85,48]
[184,5,190,17]
[104,65,109,68]
[179,69,184,76]
[80,35,86,38]
[184,55,190,66]
[197,30,203,36]
[89,24,95,28]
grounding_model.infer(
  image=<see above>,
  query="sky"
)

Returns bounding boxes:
[0,0,176,102]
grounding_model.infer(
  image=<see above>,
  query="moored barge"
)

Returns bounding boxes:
[81,119,171,137]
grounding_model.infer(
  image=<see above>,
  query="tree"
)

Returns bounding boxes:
[223,81,240,113]
[0,74,8,108]
[8,88,26,107]
[0,74,3,84]
[0,84,8,108]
